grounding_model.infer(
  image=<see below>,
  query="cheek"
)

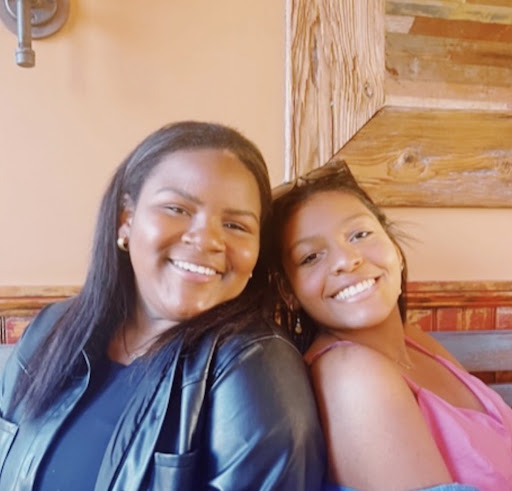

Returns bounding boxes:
[287,267,320,305]
[129,213,165,248]
[232,240,260,272]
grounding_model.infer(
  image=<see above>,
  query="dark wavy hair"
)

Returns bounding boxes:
[271,159,408,353]
[15,121,273,418]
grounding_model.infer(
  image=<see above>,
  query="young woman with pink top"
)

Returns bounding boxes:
[271,159,512,491]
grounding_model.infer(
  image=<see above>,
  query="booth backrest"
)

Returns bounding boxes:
[0,283,511,404]
[431,329,512,407]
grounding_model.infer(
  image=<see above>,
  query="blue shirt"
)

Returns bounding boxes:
[36,356,144,490]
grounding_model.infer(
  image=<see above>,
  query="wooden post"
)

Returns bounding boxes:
[286,0,386,179]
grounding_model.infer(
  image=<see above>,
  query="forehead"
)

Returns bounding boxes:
[283,190,376,237]
[140,148,261,210]
[290,190,371,222]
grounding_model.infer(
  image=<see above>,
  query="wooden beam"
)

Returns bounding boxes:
[387,0,512,25]
[286,0,385,178]
[334,106,512,207]
[406,281,512,308]
[0,285,79,316]
[407,16,512,42]
[385,79,512,110]
[387,33,512,86]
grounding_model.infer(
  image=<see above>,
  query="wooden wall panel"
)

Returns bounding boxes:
[334,106,512,207]
[497,307,512,329]
[0,286,79,344]
[387,34,512,85]
[385,0,512,109]
[387,1,512,25]
[286,0,385,177]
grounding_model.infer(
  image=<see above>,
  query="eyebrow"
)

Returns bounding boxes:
[156,186,260,223]
[286,211,372,253]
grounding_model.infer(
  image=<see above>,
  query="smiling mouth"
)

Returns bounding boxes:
[171,259,219,276]
[333,278,376,301]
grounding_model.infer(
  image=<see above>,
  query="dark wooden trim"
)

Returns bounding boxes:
[406,281,512,308]
[0,286,80,317]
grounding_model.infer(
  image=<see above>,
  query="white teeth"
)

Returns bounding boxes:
[172,260,217,276]
[334,279,376,300]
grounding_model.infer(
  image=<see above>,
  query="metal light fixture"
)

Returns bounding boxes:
[0,0,70,68]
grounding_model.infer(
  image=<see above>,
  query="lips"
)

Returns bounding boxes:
[171,259,220,276]
[332,278,376,301]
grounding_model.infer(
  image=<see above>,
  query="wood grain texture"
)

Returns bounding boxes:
[385,1,512,110]
[385,79,512,110]
[387,33,512,85]
[0,286,79,344]
[0,286,79,316]
[409,16,512,42]
[286,0,385,178]
[387,0,512,25]
[334,106,512,207]
[406,281,512,308]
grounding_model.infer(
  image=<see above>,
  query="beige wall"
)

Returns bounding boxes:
[0,1,510,286]
[387,208,512,282]
[0,0,285,285]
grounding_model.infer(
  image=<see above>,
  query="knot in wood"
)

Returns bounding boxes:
[363,81,374,98]
[498,160,512,180]
[389,150,427,178]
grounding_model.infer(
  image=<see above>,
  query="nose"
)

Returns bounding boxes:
[181,217,225,252]
[330,241,363,274]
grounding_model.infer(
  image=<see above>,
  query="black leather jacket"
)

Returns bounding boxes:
[0,302,325,490]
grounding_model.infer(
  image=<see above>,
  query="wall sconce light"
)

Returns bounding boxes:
[0,0,70,68]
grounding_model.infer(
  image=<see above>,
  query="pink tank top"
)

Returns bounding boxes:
[308,337,512,491]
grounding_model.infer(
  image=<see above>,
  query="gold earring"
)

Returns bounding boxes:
[294,314,303,334]
[117,236,129,252]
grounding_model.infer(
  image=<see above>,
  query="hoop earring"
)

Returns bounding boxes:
[117,236,129,252]
[294,313,303,334]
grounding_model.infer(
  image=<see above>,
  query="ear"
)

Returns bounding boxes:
[276,274,301,311]
[393,243,404,271]
[118,194,135,239]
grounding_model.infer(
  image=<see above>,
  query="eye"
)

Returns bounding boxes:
[350,230,372,242]
[224,221,247,232]
[299,252,320,266]
[165,204,190,216]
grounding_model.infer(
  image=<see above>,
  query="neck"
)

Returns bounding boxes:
[107,309,177,365]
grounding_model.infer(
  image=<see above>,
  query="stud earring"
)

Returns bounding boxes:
[294,314,303,335]
[117,236,129,252]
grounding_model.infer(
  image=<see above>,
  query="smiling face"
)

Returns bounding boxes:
[281,190,403,333]
[119,148,261,329]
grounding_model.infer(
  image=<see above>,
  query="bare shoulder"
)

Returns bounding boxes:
[308,337,413,410]
[307,335,452,488]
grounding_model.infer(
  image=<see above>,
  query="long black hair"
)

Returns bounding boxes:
[271,159,409,353]
[15,121,273,419]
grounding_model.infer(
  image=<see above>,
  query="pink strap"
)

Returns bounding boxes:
[305,339,352,366]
